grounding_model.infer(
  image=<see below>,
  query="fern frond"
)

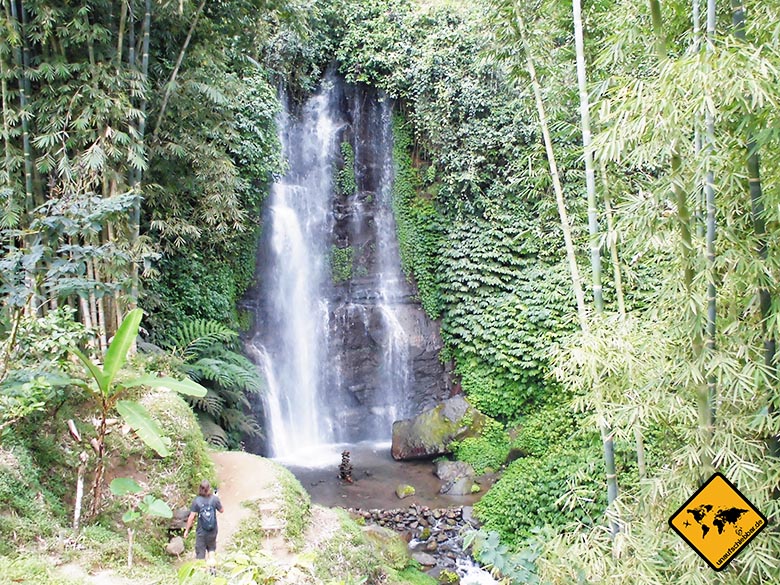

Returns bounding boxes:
[187,389,224,418]
[188,358,263,393]
[161,319,237,359]
[219,407,263,438]
[196,412,230,448]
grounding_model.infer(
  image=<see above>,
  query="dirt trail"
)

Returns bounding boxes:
[209,450,280,549]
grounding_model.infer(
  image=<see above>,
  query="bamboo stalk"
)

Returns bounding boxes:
[573,0,603,314]
[7,0,33,214]
[152,0,207,139]
[513,8,589,332]
[703,0,717,438]
[600,163,626,318]
[117,1,128,65]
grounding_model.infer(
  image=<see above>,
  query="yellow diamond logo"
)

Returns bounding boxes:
[669,472,767,571]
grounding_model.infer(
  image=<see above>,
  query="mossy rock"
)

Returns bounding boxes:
[396,484,416,499]
[391,395,490,460]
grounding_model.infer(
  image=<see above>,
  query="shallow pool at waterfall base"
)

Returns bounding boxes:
[278,441,495,510]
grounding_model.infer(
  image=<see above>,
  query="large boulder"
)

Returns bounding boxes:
[391,396,489,460]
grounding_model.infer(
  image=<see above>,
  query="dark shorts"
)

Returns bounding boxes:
[194,530,218,559]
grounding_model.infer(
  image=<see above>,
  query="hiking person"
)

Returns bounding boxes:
[184,480,224,574]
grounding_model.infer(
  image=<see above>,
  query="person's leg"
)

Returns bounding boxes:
[204,532,218,575]
[194,533,206,560]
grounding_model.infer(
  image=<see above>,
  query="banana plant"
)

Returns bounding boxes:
[69,308,206,517]
[110,477,173,568]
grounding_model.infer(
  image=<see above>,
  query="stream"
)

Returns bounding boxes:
[282,442,499,583]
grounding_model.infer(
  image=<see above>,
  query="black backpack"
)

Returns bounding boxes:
[198,499,217,532]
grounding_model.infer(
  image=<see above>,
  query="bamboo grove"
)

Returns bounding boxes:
[0,0,287,360]
[487,0,780,582]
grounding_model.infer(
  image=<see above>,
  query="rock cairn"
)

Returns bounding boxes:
[348,504,478,573]
[339,450,353,483]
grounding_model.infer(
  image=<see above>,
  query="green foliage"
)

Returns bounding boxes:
[330,245,354,284]
[391,116,445,319]
[278,470,311,549]
[0,556,85,584]
[463,528,548,584]
[452,418,510,474]
[474,441,604,548]
[0,444,64,555]
[137,390,216,496]
[338,142,357,197]
[141,254,244,335]
[157,319,263,449]
[313,509,419,585]
[442,214,576,420]
[69,309,206,457]
[510,402,579,458]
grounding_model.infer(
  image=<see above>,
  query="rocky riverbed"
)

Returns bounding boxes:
[349,505,480,578]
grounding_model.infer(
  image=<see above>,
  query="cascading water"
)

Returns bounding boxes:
[249,80,342,459]
[246,75,448,463]
[369,95,412,430]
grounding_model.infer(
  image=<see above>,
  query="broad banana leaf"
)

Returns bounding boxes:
[103,308,144,390]
[110,477,142,496]
[116,400,171,457]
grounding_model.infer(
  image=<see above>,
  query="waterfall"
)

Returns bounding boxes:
[246,76,448,463]
[370,96,412,435]
[250,80,342,459]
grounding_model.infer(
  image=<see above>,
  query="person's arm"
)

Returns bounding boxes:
[183,511,196,538]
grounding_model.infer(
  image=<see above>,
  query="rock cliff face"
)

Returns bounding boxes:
[324,81,451,441]
[245,76,450,456]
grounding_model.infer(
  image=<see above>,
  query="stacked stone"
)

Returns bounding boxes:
[339,450,353,483]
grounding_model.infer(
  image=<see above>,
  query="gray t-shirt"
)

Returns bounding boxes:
[190,494,223,534]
